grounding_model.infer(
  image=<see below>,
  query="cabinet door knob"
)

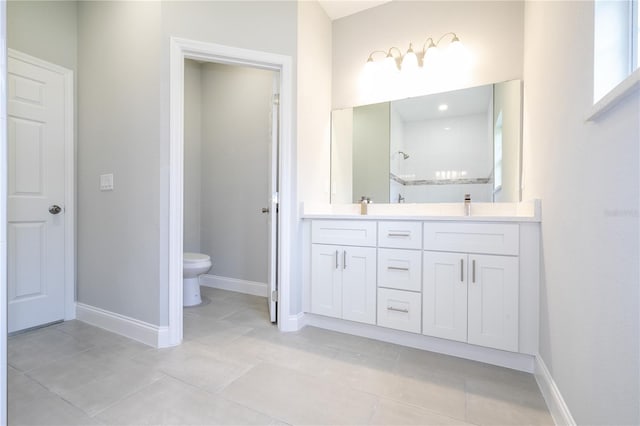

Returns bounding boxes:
[261,207,269,213]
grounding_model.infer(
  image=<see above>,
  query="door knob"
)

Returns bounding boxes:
[48,205,62,215]
[261,207,269,213]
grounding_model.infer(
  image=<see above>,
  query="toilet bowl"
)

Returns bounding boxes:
[183,252,212,307]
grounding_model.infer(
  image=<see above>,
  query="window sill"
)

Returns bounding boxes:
[587,68,640,122]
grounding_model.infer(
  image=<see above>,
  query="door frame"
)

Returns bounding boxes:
[1,4,7,424]
[167,37,294,346]
[7,49,76,324]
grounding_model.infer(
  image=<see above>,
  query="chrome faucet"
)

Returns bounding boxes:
[464,193,471,216]
[398,193,405,203]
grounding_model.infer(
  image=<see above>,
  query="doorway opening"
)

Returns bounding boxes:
[168,38,294,346]
[181,58,278,332]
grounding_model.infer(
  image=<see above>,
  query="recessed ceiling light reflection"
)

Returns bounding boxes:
[438,104,448,111]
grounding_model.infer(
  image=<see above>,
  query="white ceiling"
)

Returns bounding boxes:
[393,84,493,122]
[318,0,392,20]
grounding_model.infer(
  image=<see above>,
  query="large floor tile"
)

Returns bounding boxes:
[209,328,341,377]
[6,288,553,426]
[184,297,244,320]
[9,371,101,425]
[53,320,151,357]
[388,365,468,420]
[219,305,273,330]
[465,375,554,425]
[96,375,278,425]
[55,359,166,417]
[319,348,400,399]
[26,345,149,398]
[298,326,402,361]
[369,397,474,425]
[190,318,254,347]
[221,362,379,425]
[133,340,255,394]
[8,328,93,372]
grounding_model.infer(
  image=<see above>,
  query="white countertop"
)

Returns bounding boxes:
[302,200,541,223]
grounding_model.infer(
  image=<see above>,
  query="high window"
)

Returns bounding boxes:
[593,0,639,102]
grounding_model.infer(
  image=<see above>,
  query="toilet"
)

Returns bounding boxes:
[183,252,212,307]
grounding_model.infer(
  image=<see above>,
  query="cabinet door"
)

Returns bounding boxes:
[467,254,519,352]
[341,246,377,325]
[422,251,468,342]
[311,244,342,319]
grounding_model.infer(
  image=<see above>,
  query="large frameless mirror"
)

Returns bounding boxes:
[330,80,523,204]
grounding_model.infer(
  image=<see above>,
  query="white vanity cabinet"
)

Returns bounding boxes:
[305,215,540,369]
[310,221,377,325]
[422,223,520,352]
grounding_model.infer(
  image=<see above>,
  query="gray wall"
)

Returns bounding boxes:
[7,1,77,71]
[199,63,273,284]
[158,0,298,323]
[523,1,639,424]
[77,1,163,324]
[73,1,297,326]
[183,59,202,253]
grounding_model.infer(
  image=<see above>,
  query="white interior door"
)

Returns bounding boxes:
[7,51,67,333]
[267,73,280,323]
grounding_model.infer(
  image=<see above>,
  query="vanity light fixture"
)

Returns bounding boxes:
[365,32,464,71]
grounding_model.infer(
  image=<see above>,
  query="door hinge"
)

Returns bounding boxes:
[271,290,278,302]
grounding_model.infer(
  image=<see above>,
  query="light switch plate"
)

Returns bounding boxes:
[100,173,114,191]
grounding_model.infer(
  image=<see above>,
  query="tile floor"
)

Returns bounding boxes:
[8,287,553,425]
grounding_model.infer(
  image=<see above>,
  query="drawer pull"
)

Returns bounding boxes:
[472,259,476,283]
[460,259,464,282]
[335,250,339,269]
[387,266,409,271]
[387,306,409,313]
[343,250,347,269]
[388,232,410,237]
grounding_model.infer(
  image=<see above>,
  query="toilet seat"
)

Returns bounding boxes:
[184,252,210,264]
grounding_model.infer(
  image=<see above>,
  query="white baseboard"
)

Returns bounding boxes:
[76,303,169,348]
[279,312,305,332]
[535,355,576,426]
[303,313,535,373]
[199,274,268,298]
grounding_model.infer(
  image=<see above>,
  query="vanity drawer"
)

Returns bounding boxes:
[312,220,377,247]
[377,248,422,292]
[423,223,519,256]
[378,221,422,249]
[377,288,421,333]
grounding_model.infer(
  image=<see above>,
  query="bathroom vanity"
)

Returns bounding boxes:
[301,201,541,372]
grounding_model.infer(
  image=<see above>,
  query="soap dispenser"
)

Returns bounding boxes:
[360,196,370,215]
